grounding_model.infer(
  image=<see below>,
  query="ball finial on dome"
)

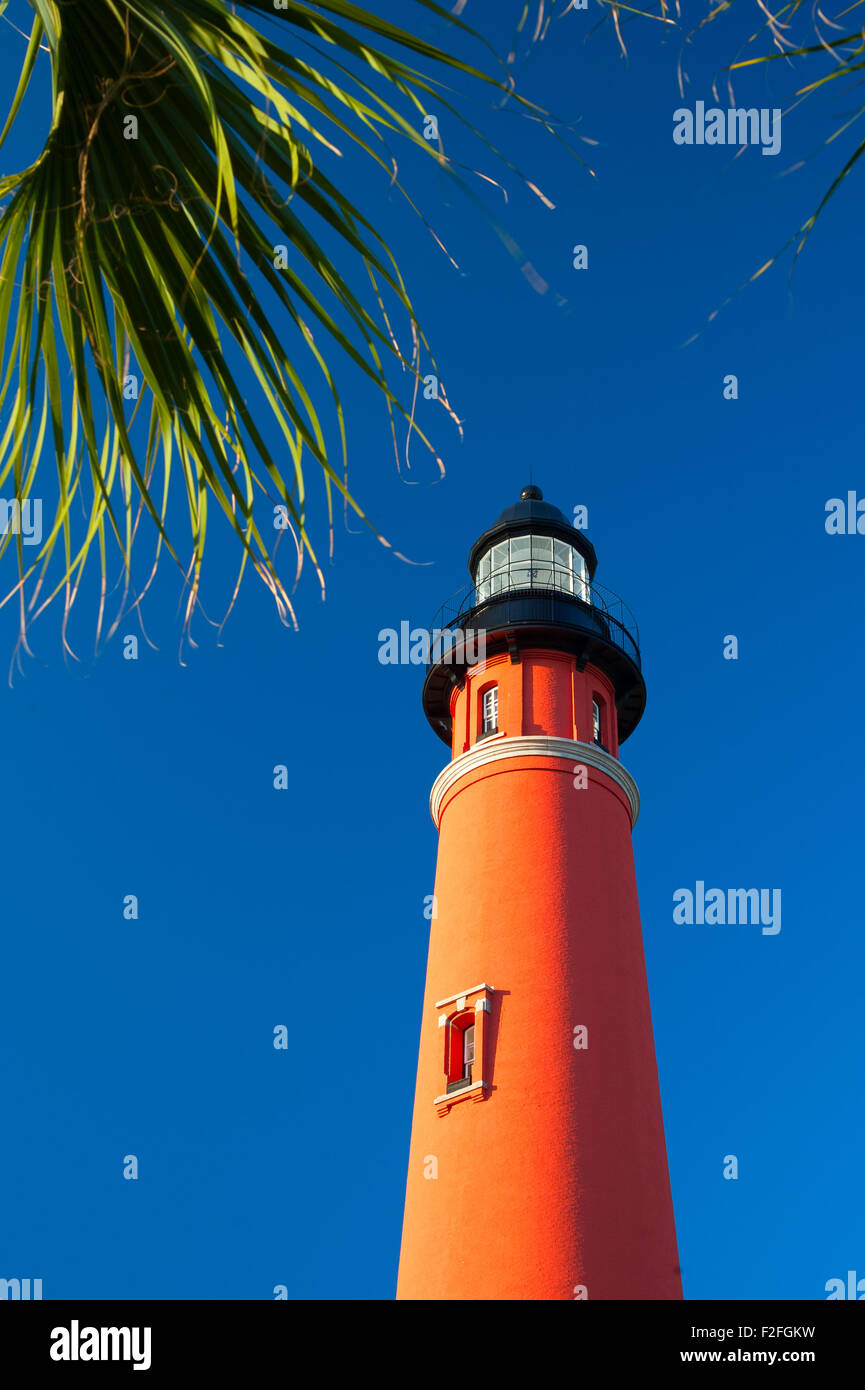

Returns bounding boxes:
[520,484,543,501]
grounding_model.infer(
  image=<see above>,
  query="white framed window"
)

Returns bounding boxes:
[482,686,498,734]
[434,983,494,1114]
[592,699,602,745]
[463,1025,475,1078]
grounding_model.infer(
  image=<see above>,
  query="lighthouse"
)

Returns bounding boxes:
[397,487,682,1301]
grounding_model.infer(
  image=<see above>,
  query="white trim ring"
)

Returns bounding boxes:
[429,735,640,829]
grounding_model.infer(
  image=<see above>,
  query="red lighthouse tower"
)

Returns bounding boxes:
[397,487,681,1301]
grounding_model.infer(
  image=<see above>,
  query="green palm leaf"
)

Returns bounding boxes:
[0,0,562,649]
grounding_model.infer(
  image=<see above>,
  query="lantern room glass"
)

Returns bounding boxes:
[474,535,588,603]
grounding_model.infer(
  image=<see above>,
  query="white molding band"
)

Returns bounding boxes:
[434,983,494,1010]
[429,735,640,830]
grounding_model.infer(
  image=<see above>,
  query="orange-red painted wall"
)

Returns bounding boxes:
[397,653,681,1301]
[451,651,619,758]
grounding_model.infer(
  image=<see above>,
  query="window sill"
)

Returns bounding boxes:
[434,1080,489,1115]
[475,730,505,745]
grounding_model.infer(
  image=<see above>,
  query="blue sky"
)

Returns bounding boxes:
[1,1,863,1299]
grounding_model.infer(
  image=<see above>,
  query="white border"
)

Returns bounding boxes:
[434,983,494,1009]
[429,735,640,829]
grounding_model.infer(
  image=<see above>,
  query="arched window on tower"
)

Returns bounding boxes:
[433,985,493,1115]
[481,685,498,736]
[445,1012,476,1094]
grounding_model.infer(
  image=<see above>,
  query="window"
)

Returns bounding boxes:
[553,539,573,594]
[474,535,589,601]
[530,534,553,587]
[592,698,602,746]
[445,1013,475,1094]
[574,550,589,602]
[434,984,494,1114]
[476,549,491,602]
[490,542,508,596]
[482,686,498,735]
[463,1025,475,1078]
[509,534,531,589]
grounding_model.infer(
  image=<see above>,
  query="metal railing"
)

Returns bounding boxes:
[428,562,641,669]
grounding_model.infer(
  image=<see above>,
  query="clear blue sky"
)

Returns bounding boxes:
[1,1,863,1299]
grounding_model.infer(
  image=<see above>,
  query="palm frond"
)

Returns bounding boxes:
[0,0,564,656]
